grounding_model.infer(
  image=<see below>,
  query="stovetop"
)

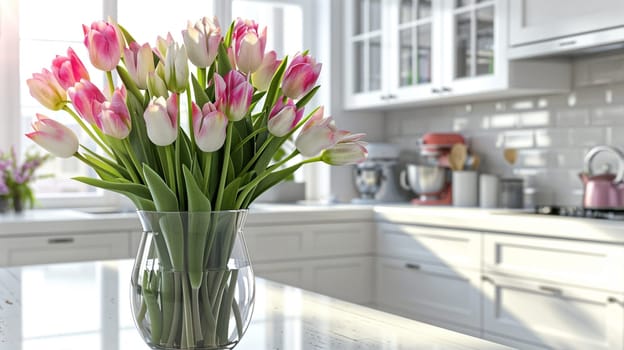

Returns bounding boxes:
[534,206,624,220]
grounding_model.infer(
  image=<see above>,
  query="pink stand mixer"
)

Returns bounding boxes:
[579,145,624,209]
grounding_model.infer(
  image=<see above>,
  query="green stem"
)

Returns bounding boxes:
[202,152,213,195]
[123,139,144,184]
[106,71,115,95]
[63,106,114,158]
[198,67,207,88]
[167,273,182,346]
[232,127,267,154]
[215,123,234,210]
[181,274,196,346]
[217,270,238,343]
[240,135,274,174]
[201,278,217,345]
[191,288,204,343]
[234,152,314,208]
[186,87,196,148]
[74,153,119,179]
[163,146,176,192]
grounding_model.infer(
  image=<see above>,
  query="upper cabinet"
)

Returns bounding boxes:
[508,0,624,59]
[343,0,571,111]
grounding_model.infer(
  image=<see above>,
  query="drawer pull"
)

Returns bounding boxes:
[405,263,421,270]
[539,285,563,295]
[559,40,577,47]
[608,296,620,304]
[481,275,494,283]
[47,237,75,244]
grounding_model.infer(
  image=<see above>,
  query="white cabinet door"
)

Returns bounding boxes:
[509,0,624,47]
[245,222,374,263]
[254,256,374,304]
[377,223,481,270]
[440,0,506,96]
[0,232,131,267]
[376,257,481,331]
[484,234,624,292]
[483,274,624,350]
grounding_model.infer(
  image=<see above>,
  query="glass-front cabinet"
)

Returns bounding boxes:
[344,0,514,110]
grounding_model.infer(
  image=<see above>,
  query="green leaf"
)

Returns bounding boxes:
[243,163,303,208]
[117,24,137,45]
[191,74,210,108]
[224,21,235,48]
[143,164,179,212]
[72,177,155,210]
[217,41,232,76]
[221,177,243,210]
[295,85,320,109]
[263,58,288,114]
[183,166,212,288]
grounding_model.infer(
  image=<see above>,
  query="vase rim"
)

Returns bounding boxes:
[137,209,249,214]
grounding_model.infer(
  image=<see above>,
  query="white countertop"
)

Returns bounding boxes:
[1,203,623,243]
[0,259,509,350]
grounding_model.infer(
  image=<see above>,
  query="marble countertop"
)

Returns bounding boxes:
[0,259,509,350]
[1,203,623,243]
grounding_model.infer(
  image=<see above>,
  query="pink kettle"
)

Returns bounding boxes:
[579,146,624,209]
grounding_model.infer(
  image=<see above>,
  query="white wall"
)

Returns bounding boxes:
[384,52,624,206]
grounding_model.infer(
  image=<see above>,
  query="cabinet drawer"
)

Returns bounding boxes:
[375,257,481,330]
[483,274,624,350]
[377,223,481,269]
[484,234,624,291]
[0,232,131,267]
[245,222,374,262]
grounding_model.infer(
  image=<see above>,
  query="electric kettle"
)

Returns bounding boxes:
[579,145,624,208]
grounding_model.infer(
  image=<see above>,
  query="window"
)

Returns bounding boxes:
[2,0,326,207]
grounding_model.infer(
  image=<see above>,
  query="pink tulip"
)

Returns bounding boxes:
[294,107,338,157]
[51,47,90,90]
[68,79,107,125]
[163,42,189,93]
[282,53,322,100]
[182,16,222,68]
[98,86,131,139]
[144,94,178,146]
[321,141,368,165]
[232,18,267,73]
[252,51,281,91]
[83,20,123,71]
[26,69,67,111]
[268,98,303,137]
[26,114,79,158]
[214,71,253,121]
[193,102,228,152]
[124,42,155,90]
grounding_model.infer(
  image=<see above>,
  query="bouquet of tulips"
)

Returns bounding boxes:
[0,148,50,212]
[26,15,367,349]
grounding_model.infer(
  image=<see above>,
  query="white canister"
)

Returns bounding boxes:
[479,174,499,208]
[452,170,478,207]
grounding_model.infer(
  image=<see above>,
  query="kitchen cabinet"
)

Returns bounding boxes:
[482,274,624,350]
[0,232,132,267]
[343,0,570,110]
[508,0,624,59]
[375,223,482,332]
[245,220,375,304]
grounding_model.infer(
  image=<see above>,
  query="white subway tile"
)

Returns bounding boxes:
[516,150,552,168]
[591,105,624,126]
[453,115,482,131]
[535,128,569,148]
[607,126,624,147]
[489,113,518,128]
[519,111,552,127]
[569,127,606,147]
[555,108,590,126]
[504,130,534,148]
[553,149,585,168]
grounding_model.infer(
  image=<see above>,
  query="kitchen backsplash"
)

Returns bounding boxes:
[384,53,624,206]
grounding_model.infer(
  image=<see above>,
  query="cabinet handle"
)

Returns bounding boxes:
[405,263,421,270]
[608,296,620,304]
[387,94,397,99]
[47,237,75,244]
[558,40,577,47]
[441,86,452,92]
[431,88,441,93]
[538,285,563,295]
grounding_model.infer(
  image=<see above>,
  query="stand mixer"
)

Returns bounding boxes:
[352,143,403,203]
[400,133,466,205]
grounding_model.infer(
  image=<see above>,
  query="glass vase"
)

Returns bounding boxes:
[131,210,255,350]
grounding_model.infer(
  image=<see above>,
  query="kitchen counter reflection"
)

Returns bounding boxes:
[0,260,508,350]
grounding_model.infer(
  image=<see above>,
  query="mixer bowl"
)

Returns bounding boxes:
[401,164,447,195]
